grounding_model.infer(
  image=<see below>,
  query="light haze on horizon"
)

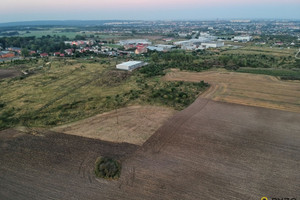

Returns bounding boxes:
[1,0,300,23]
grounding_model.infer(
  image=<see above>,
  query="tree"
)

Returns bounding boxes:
[21,48,29,57]
[152,52,159,63]
[94,157,121,179]
[75,35,85,40]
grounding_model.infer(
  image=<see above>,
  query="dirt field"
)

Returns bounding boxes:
[165,69,300,113]
[0,69,21,79]
[0,129,139,200]
[1,98,299,199]
[53,105,177,145]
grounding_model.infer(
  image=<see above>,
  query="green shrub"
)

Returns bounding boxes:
[94,157,121,180]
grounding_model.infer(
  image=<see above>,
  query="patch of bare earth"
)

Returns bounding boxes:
[0,69,21,79]
[165,69,300,113]
[53,105,177,145]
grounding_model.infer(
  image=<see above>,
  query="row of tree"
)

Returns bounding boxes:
[139,51,299,77]
[0,35,72,53]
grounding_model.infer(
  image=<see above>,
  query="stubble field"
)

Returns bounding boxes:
[165,69,300,113]
[53,105,176,145]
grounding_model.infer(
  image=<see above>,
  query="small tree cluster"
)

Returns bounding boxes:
[94,157,121,180]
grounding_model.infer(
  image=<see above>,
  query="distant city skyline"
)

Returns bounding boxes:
[1,0,300,23]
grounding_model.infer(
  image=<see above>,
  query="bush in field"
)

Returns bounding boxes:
[94,157,121,180]
[0,108,19,130]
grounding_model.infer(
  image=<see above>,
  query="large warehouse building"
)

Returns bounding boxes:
[201,41,224,49]
[116,61,147,71]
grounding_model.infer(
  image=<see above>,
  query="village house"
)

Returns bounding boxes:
[53,52,61,56]
[6,47,21,54]
[40,53,49,57]
[135,44,148,54]
[0,51,15,58]
[64,49,74,56]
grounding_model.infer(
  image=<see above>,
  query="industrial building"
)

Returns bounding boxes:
[147,44,175,52]
[201,41,224,49]
[174,38,208,46]
[116,61,147,71]
[119,39,152,46]
[232,36,252,42]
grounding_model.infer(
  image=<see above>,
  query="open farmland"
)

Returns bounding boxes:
[221,46,297,57]
[165,69,300,113]
[1,98,299,199]
[53,105,177,145]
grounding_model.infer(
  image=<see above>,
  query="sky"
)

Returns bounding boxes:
[0,0,300,23]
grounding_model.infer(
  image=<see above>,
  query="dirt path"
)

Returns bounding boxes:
[295,48,300,59]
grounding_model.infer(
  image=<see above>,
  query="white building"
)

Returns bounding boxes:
[201,41,224,49]
[178,33,188,37]
[147,44,175,52]
[174,38,210,46]
[181,45,198,51]
[119,39,152,46]
[232,36,252,42]
[200,32,211,37]
[116,61,146,71]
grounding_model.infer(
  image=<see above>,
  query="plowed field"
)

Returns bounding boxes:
[1,98,299,199]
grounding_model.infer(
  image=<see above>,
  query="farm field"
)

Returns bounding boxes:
[18,30,80,38]
[53,105,177,145]
[221,45,297,56]
[165,69,300,113]
[1,98,299,199]
[236,67,300,78]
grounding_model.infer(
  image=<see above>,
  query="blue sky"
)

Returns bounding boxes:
[0,0,299,23]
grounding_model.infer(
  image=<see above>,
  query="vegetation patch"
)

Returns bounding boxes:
[236,68,300,80]
[94,70,131,86]
[94,157,121,180]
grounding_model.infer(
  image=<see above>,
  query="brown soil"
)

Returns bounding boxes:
[53,105,177,145]
[0,69,21,79]
[1,98,299,199]
[165,69,300,113]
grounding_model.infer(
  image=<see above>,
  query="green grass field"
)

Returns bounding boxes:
[19,31,80,38]
[0,58,207,129]
[221,46,297,57]
[16,28,126,40]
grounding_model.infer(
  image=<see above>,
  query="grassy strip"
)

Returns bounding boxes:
[236,68,300,80]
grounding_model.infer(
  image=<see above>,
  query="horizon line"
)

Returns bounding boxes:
[1,18,300,24]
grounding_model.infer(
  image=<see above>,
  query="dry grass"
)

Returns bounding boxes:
[221,46,297,57]
[165,69,300,113]
[53,105,177,145]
